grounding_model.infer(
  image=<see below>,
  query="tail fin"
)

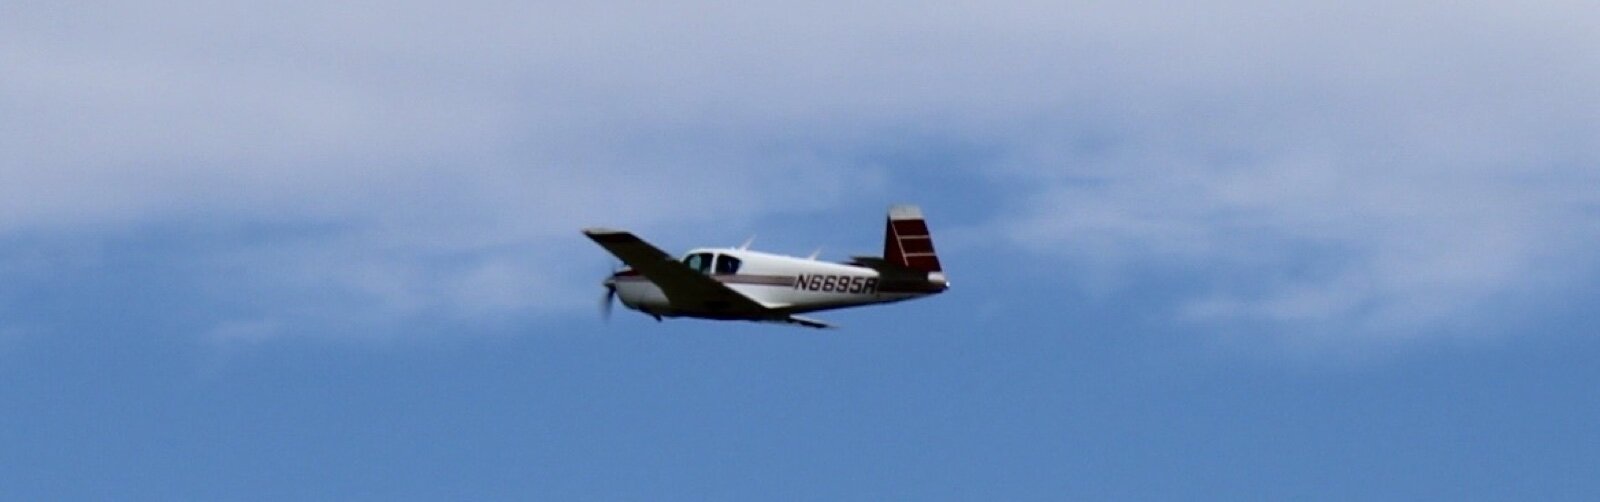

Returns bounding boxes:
[882,205,942,272]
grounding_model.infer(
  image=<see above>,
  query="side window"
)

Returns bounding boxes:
[714,255,742,275]
[683,253,711,274]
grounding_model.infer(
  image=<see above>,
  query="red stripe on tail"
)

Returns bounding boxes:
[883,205,942,272]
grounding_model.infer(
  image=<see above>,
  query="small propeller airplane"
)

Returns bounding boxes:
[582,205,949,329]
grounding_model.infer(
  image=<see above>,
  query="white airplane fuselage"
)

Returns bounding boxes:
[607,248,949,319]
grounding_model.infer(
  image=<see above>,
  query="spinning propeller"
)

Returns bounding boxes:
[599,262,621,321]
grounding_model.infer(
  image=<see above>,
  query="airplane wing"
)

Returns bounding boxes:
[582,228,772,317]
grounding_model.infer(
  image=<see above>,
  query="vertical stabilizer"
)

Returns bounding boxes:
[882,205,942,272]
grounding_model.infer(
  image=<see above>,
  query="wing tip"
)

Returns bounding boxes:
[582,228,638,243]
[784,315,837,329]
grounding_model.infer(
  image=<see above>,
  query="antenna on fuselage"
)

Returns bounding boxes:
[738,236,755,250]
[807,248,822,260]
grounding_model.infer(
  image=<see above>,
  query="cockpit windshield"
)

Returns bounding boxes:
[714,255,742,275]
[682,253,712,274]
[682,253,741,275]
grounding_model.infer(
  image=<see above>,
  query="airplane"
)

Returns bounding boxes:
[582,205,949,329]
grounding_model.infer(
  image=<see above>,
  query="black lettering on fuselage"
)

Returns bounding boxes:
[794,274,877,294]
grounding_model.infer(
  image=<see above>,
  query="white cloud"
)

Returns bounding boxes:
[994,2,1600,338]
[0,1,896,336]
[2,1,1595,341]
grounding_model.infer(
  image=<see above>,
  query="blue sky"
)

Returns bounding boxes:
[3,1,1598,499]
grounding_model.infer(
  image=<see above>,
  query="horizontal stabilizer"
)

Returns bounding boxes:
[847,256,926,278]
[847,255,892,269]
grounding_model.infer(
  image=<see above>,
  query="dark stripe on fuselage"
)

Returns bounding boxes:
[717,274,800,286]
[611,274,798,287]
[612,273,944,295]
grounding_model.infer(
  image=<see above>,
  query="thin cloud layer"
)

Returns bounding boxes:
[3,1,1595,340]
[992,2,1600,338]
[1,1,893,335]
